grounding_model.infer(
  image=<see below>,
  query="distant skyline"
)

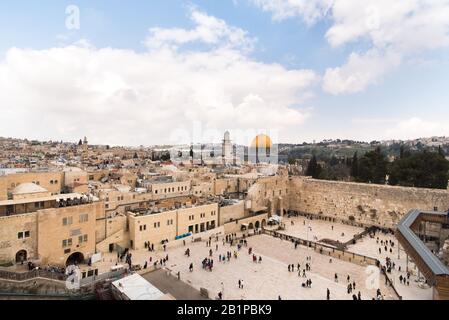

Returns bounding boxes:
[1,1,449,146]
[2,133,447,149]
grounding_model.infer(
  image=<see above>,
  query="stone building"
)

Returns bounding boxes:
[2,165,449,268]
[0,183,101,266]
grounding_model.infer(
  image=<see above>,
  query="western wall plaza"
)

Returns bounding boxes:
[1,133,449,301]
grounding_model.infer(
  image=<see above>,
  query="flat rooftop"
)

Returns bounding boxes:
[112,273,165,300]
[0,193,97,206]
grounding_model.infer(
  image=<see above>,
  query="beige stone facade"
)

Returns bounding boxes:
[150,181,191,199]
[0,171,64,200]
[36,202,102,265]
[0,199,102,266]
[0,213,37,264]
[128,203,218,250]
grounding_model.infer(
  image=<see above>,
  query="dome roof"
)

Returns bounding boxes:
[251,134,273,149]
[12,183,48,195]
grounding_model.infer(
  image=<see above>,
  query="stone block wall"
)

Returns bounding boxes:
[288,177,449,228]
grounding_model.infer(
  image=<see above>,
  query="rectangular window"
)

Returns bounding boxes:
[63,217,73,226]
[79,214,89,223]
[18,232,24,239]
[62,238,73,248]
[79,234,88,244]
[24,231,30,238]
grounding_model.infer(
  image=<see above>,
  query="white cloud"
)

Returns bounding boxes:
[251,0,449,94]
[0,10,318,146]
[323,49,401,95]
[384,117,448,140]
[251,0,334,25]
[145,9,256,53]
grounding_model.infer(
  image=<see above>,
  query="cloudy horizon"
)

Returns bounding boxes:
[1,1,449,147]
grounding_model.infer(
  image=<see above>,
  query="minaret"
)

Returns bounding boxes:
[82,136,88,152]
[81,136,88,163]
[222,131,232,165]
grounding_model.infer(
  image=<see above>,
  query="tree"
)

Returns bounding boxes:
[350,152,359,179]
[306,155,322,179]
[330,155,339,166]
[357,147,388,184]
[389,151,449,189]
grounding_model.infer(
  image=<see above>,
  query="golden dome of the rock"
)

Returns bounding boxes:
[251,134,273,149]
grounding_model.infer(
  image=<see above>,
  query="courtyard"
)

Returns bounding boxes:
[86,215,435,300]
[98,232,398,300]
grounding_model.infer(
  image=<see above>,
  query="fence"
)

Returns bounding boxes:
[383,270,403,300]
[0,269,67,282]
[264,229,379,267]
[79,268,128,287]
[342,226,378,248]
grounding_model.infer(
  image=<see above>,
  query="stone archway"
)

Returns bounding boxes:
[66,252,85,266]
[15,250,27,263]
[255,221,260,229]
[248,223,254,230]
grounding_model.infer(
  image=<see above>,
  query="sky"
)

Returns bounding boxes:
[0,0,449,146]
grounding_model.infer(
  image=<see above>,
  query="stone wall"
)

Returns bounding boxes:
[219,201,245,225]
[247,176,289,215]
[0,213,37,264]
[288,177,449,228]
[37,202,102,266]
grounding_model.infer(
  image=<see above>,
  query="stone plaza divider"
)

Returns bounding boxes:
[263,229,378,266]
[0,269,67,282]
